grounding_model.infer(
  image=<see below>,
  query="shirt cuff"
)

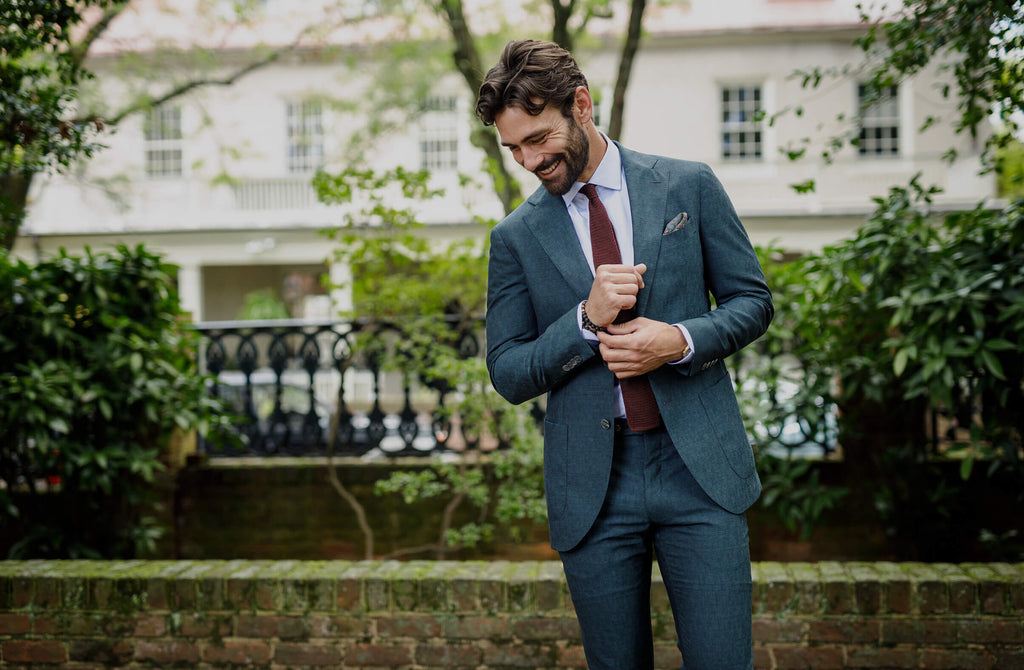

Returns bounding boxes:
[670,324,694,364]
[578,302,600,343]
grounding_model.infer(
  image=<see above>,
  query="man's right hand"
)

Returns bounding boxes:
[585,263,647,327]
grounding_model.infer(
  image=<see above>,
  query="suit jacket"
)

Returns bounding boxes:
[485,143,774,552]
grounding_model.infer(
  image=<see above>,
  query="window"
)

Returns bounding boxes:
[721,85,763,161]
[858,84,900,157]
[419,96,459,172]
[287,100,324,174]
[144,105,183,178]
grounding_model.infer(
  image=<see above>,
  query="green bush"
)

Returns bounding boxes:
[0,245,232,558]
[740,184,1024,559]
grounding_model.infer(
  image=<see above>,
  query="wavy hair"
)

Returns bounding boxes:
[476,40,588,126]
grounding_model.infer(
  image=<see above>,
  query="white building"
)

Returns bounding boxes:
[12,0,996,321]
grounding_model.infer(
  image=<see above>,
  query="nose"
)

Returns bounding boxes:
[521,146,544,172]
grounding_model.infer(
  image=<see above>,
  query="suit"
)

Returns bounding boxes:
[485,142,774,553]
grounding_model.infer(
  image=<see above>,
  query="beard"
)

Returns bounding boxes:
[536,118,589,196]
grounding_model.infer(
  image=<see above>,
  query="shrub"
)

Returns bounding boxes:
[0,245,232,558]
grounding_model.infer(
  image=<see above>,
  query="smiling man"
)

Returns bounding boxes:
[476,40,773,669]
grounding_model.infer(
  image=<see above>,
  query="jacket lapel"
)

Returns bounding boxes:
[522,187,594,300]
[619,144,669,314]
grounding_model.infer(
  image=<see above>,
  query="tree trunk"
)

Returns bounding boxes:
[608,0,647,142]
[0,172,32,252]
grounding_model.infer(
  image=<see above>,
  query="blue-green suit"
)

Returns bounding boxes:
[486,143,773,669]
[486,144,772,549]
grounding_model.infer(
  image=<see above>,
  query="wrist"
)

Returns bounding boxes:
[581,300,607,334]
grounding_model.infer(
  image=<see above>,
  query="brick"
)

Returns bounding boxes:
[275,641,343,666]
[68,639,133,665]
[881,619,957,645]
[923,648,995,669]
[415,642,483,667]
[557,644,588,668]
[808,619,880,644]
[377,614,444,638]
[134,640,201,665]
[753,646,773,670]
[993,648,1024,670]
[874,562,912,613]
[819,562,856,614]
[443,615,511,640]
[653,643,683,669]
[959,619,1024,645]
[773,645,844,669]
[0,613,30,634]
[845,646,920,668]
[179,613,229,638]
[752,618,804,643]
[235,613,306,639]
[202,641,273,665]
[33,612,101,636]
[2,640,67,664]
[134,614,168,637]
[344,643,412,667]
[512,616,581,641]
[481,640,557,667]
[307,614,369,637]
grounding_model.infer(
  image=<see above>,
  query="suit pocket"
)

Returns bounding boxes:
[543,419,569,516]
[698,371,756,479]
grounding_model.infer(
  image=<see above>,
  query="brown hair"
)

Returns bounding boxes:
[476,40,588,126]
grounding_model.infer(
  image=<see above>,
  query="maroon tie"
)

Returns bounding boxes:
[580,183,661,431]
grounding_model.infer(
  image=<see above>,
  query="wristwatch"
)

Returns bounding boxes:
[581,300,607,334]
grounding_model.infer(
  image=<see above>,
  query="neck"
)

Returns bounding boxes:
[579,128,608,184]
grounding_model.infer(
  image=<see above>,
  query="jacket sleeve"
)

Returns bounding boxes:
[677,163,774,375]
[485,224,598,405]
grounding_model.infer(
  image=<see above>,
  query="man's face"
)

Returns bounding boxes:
[494,103,590,196]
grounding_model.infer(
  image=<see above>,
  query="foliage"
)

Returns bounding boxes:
[0,245,234,558]
[237,289,290,320]
[0,0,121,249]
[756,453,848,542]
[740,184,1024,558]
[854,1,1023,159]
[996,136,1024,199]
[316,165,546,558]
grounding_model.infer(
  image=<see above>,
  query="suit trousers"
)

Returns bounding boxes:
[558,424,753,670]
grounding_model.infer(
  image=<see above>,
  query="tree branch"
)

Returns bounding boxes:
[69,1,132,70]
[106,48,287,126]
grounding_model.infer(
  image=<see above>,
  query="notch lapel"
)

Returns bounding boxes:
[620,146,669,315]
[523,189,594,300]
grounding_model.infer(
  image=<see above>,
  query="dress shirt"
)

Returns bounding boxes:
[563,136,694,417]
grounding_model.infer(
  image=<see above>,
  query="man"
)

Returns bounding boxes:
[477,40,773,669]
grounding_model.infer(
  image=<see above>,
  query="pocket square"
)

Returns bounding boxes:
[662,212,689,235]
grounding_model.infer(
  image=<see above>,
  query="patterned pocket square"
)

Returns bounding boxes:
[662,212,689,235]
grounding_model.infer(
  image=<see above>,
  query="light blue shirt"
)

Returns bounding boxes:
[563,137,694,417]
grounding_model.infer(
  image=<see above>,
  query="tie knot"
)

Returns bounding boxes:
[580,183,599,202]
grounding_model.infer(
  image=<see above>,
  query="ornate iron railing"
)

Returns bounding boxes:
[193,318,484,457]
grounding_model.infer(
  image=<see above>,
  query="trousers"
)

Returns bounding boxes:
[558,424,753,670]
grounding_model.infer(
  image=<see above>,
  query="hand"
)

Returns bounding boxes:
[597,317,688,378]
[585,263,647,327]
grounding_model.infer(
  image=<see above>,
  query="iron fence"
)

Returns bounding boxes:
[194,317,486,457]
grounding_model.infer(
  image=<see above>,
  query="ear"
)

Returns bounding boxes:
[572,86,594,124]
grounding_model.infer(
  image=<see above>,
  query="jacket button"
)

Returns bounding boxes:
[601,419,611,429]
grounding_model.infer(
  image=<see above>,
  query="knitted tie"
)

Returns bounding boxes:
[581,183,661,431]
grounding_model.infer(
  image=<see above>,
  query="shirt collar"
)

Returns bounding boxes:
[562,133,622,206]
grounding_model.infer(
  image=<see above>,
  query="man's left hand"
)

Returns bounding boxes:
[597,317,688,378]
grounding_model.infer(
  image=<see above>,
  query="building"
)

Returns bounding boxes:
[12,0,996,322]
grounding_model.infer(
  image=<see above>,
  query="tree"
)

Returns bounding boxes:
[314,166,546,560]
[0,0,339,251]
[340,0,657,216]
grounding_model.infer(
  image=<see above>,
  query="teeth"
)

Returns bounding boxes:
[538,159,559,176]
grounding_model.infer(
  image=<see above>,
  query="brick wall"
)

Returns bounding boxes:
[0,560,1021,669]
